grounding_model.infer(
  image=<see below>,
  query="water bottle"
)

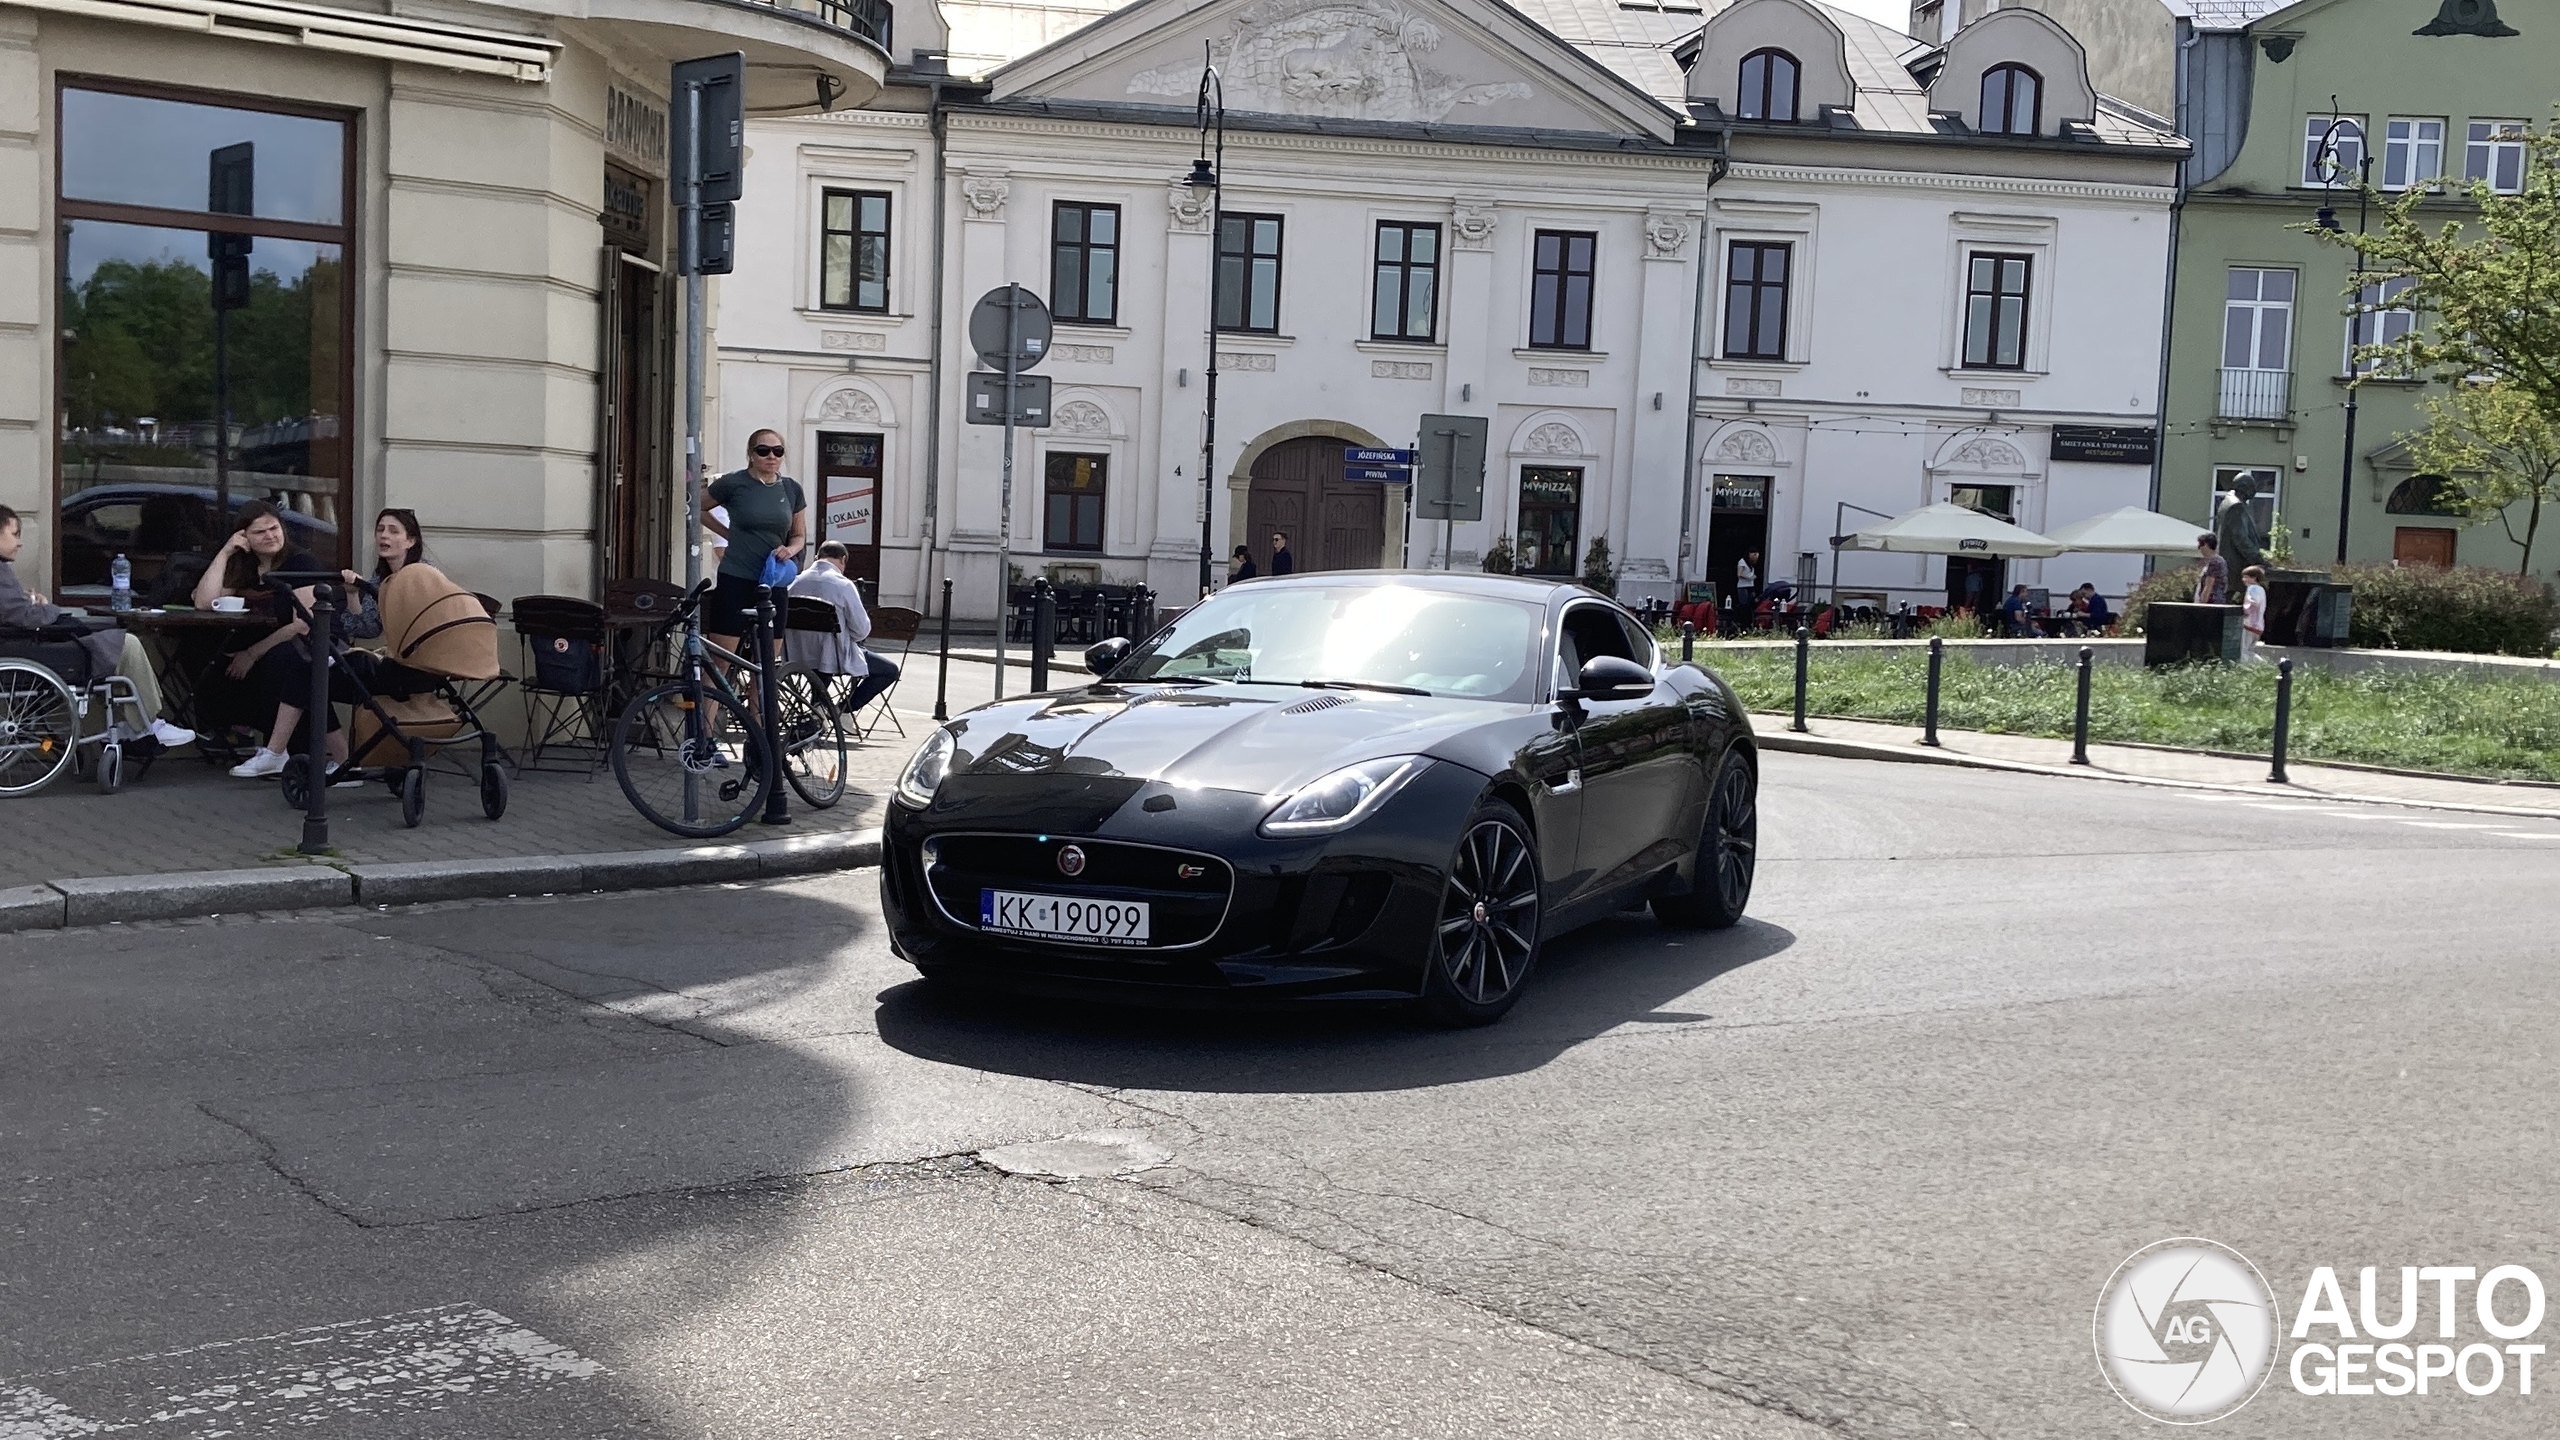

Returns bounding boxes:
[110,553,132,613]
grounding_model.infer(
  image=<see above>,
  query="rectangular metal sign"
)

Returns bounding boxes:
[1345,447,1415,465]
[1414,414,1488,523]
[1343,465,1407,482]
[964,372,1052,427]
[2049,425,2157,465]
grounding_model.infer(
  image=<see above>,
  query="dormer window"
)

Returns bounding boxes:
[1979,63,2041,136]
[1737,49,1800,123]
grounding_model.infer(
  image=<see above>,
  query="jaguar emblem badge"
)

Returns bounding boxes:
[1057,845,1087,877]
[1177,864,1206,879]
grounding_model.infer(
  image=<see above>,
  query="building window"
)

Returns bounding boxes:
[2304,115,2366,186]
[2219,267,2294,420]
[1044,452,1107,553]
[1737,49,1799,122]
[2466,120,2528,193]
[2382,117,2445,191]
[55,83,355,593]
[1215,213,1283,333]
[821,189,890,312]
[1515,467,1583,577]
[1960,252,2031,370]
[1528,230,1596,350]
[2347,276,2417,374]
[1371,221,1440,342]
[1721,241,1790,361]
[1979,64,2041,136]
[1050,201,1119,325]
[2386,474,2464,516]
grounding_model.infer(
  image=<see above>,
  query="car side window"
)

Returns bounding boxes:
[1612,611,1656,670]
[1555,604,1633,691]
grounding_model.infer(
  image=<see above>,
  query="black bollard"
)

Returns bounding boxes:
[2071,645,2093,766]
[1680,621,1696,663]
[1030,578,1055,692]
[1922,635,1944,747]
[2270,657,2294,784]
[1790,622,1810,734]
[298,583,336,855]
[757,587,790,825]
[934,576,953,721]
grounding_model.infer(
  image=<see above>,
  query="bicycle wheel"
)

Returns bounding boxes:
[0,660,79,797]
[776,671,848,809]
[610,676,770,838]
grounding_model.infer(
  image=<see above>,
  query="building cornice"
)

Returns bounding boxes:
[1721,161,2175,205]
[943,109,1700,173]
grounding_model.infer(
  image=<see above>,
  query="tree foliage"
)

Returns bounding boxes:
[2399,382,2560,574]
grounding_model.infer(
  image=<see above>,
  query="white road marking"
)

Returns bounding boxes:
[0,1305,601,1438]
[2399,821,2501,830]
[2491,832,2560,841]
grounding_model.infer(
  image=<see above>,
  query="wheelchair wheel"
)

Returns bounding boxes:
[777,672,848,810]
[400,767,426,828]
[96,742,123,796]
[0,660,81,797]
[479,762,509,821]
[280,755,314,810]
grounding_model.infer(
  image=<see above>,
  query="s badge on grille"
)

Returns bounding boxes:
[1057,845,1087,877]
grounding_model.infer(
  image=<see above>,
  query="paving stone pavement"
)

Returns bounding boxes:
[0,656,1013,890]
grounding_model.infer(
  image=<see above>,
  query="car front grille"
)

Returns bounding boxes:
[922,833,1234,950]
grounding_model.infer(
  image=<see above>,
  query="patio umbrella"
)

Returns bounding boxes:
[1840,502,2064,558]
[2046,506,2212,555]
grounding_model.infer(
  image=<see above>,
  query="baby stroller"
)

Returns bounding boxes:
[266,565,510,827]
[0,618,161,796]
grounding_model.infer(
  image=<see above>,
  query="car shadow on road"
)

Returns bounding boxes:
[872,914,1796,1094]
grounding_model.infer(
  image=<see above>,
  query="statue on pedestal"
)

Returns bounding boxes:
[2214,477,2268,576]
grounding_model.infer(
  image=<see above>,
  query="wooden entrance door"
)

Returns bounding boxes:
[596,245,670,588]
[2393,526,2455,567]
[1247,436,1384,573]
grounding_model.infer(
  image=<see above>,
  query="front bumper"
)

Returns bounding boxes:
[879,761,1485,1003]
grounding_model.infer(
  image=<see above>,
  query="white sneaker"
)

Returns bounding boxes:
[148,719,196,748]
[229,749,288,778]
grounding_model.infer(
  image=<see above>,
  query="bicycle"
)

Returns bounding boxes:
[609,582,846,837]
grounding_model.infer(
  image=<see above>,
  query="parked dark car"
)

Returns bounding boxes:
[57,483,338,592]
[881,571,1758,1025]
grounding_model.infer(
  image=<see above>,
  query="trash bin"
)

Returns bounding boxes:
[2143,602,2242,666]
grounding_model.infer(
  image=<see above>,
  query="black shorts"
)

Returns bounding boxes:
[707,572,786,637]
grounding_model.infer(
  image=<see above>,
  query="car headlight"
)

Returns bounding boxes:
[895,727,957,809]
[1260,756,1424,836]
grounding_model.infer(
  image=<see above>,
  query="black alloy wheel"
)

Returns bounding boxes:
[1654,749,1756,930]
[1420,800,1543,1027]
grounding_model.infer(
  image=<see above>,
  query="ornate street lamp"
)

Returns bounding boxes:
[1190,50,1225,598]
[2312,101,2375,568]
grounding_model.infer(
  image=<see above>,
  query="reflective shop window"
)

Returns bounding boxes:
[60,88,345,225]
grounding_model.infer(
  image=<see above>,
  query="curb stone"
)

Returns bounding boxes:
[12,830,885,935]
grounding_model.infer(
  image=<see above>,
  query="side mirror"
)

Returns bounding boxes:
[1083,635,1133,678]
[1562,654,1654,703]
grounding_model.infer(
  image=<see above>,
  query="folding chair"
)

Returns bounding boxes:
[852,606,921,741]
[510,594,610,773]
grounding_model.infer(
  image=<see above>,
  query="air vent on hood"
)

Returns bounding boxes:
[1280,693,1349,715]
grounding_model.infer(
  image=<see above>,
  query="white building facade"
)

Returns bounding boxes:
[719,0,2185,620]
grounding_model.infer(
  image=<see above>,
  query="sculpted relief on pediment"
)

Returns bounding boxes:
[1125,0,1535,124]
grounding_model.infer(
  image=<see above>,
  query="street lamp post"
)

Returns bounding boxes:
[2314,107,2376,568]
[1190,52,1224,599]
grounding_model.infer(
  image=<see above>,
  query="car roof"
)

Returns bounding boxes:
[1225,569,1613,606]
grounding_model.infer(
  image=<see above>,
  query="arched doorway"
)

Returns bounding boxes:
[1247,436,1385,573]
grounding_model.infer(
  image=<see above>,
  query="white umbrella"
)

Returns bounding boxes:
[1841,502,2063,558]
[2046,506,2212,555]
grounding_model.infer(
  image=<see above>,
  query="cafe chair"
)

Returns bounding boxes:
[852,606,922,741]
[510,594,611,774]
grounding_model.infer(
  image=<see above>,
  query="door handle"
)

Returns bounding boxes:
[1544,767,1582,795]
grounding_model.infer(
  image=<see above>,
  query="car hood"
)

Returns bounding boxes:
[941,683,1515,800]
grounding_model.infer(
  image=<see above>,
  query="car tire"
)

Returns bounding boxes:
[1418,797,1544,1028]
[1653,748,1756,931]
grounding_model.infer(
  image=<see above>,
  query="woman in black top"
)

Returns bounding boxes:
[703,429,809,662]
[1229,545,1257,583]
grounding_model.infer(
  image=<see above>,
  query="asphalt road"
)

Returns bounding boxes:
[6,753,2556,1439]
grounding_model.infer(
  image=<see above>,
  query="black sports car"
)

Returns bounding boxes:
[880,571,1758,1024]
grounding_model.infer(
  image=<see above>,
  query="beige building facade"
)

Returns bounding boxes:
[3,0,894,607]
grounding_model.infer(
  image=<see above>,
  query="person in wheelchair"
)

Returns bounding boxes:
[0,504,195,749]
[785,541,899,718]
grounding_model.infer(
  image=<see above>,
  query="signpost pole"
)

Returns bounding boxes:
[679,78,706,825]
[995,286,1017,700]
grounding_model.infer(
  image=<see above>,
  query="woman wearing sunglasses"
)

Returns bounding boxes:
[703,429,809,662]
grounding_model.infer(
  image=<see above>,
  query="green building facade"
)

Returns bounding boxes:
[2163,0,2553,581]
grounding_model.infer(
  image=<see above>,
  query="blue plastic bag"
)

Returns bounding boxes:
[760,554,800,588]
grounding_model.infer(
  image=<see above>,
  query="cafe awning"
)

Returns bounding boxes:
[1841,503,2064,559]
[2046,506,2212,555]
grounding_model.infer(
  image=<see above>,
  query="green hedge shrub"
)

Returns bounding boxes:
[2123,565,2198,635]
[2336,563,2559,656]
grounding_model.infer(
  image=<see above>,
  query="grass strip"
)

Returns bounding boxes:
[1691,648,2560,783]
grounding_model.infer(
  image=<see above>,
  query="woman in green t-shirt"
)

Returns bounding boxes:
[703,428,810,660]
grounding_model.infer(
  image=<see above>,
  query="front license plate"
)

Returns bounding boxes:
[979,889,1151,946]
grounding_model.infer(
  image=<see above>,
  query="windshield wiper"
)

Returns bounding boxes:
[1231,677,1429,697]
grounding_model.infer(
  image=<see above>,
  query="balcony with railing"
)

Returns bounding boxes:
[2217,367,2292,422]
[745,0,892,49]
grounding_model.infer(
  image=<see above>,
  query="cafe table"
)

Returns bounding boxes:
[98,606,284,762]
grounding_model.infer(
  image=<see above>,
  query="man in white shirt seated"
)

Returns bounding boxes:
[786,541,899,717]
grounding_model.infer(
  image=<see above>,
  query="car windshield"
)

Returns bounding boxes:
[1112,583,1543,702]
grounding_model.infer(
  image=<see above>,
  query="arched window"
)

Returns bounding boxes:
[1979,63,2041,136]
[2386,474,2464,516]
[1737,49,1800,123]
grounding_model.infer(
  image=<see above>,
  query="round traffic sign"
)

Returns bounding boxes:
[969,284,1052,371]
